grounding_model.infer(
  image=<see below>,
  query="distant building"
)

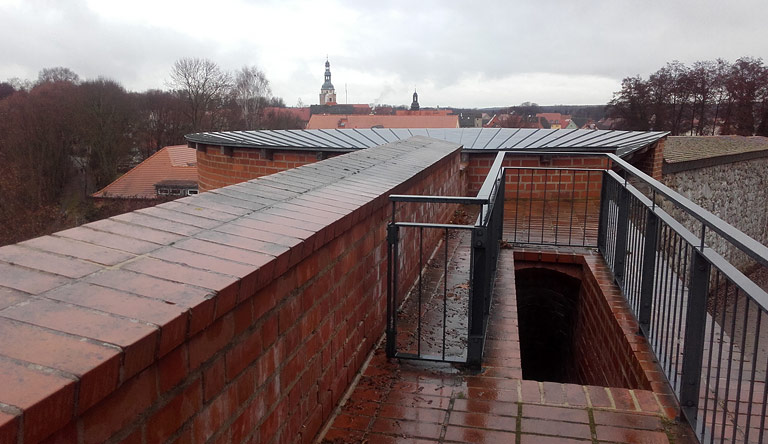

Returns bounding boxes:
[319,59,337,105]
[306,114,460,129]
[536,113,578,130]
[310,103,371,116]
[410,90,420,111]
[91,145,198,199]
[458,112,482,128]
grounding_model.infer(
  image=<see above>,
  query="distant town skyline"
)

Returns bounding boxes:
[1,0,767,108]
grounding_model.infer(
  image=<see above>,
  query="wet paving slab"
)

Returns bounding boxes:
[319,237,697,443]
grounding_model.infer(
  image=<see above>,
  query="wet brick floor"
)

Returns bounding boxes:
[318,245,697,443]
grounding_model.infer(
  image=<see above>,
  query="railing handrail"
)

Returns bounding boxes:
[607,153,768,269]
[388,195,488,205]
[606,169,768,311]
[391,222,475,230]
[503,166,606,173]
[476,151,506,201]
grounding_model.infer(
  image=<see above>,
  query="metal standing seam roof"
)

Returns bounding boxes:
[186,128,669,157]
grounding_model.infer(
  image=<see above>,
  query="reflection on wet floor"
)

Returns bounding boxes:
[393,227,472,362]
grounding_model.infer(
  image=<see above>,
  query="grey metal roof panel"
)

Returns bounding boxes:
[185,128,668,156]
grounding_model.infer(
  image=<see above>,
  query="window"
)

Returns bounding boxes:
[187,189,198,195]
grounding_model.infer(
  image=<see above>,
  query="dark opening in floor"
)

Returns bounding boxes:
[515,266,581,383]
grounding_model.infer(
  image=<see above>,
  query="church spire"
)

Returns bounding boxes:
[410,89,420,111]
[319,57,337,105]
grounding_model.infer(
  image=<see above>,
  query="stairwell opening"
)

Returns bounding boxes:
[516,266,581,383]
[514,261,648,389]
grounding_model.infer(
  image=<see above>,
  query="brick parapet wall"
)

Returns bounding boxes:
[0,136,462,444]
[197,146,342,192]
[513,250,676,417]
[628,139,665,181]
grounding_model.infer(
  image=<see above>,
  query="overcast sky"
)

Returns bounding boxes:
[1,0,766,108]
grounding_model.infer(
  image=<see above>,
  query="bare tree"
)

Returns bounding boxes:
[168,58,231,131]
[233,65,271,129]
[77,78,138,190]
[37,67,80,85]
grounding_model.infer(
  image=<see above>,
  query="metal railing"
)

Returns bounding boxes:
[601,155,768,444]
[386,147,768,443]
[504,166,602,248]
[386,152,505,367]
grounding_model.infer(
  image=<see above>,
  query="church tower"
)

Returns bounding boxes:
[410,89,420,111]
[319,58,337,105]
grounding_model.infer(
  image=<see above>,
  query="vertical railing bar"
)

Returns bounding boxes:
[650,222,664,350]
[610,180,619,268]
[442,227,448,361]
[731,293,750,444]
[528,168,534,244]
[630,197,640,295]
[671,240,689,386]
[758,328,768,444]
[583,170,591,246]
[386,225,393,357]
[720,281,739,444]
[541,169,548,244]
[597,171,609,255]
[701,269,721,439]
[714,278,730,444]
[514,169,521,243]
[569,167,576,246]
[673,236,688,381]
[418,226,423,357]
[625,196,632,298]
[555,169,562,244]
[657,225,673,359]
[635,199,647,312]
[630,197,640,304]
[662,233,680,376]
[680,246,710,428]
[743,306,761,444]
[638,208,658,334]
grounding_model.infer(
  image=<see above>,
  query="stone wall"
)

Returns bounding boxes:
[662,157,768,273]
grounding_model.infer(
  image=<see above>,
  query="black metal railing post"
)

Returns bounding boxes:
[638,209,659,335]
[385,223,398,358]
[467,226,487,368]
[613,186,631,286]
[597,170,610,255]
[679,247,711,426]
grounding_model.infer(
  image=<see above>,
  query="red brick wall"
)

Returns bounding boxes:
[197,145,342,192]
[0,139,462,444]
[628,139,665,181]
[568,256,652,390]
[466,153,610,200]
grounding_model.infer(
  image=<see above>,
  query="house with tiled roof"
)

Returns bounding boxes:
[91,145,198,199]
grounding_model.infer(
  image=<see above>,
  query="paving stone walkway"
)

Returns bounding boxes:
[318,247,696,443]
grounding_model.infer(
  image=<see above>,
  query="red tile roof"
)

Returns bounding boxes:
[306,114,459,129]
[92,145,197,199]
